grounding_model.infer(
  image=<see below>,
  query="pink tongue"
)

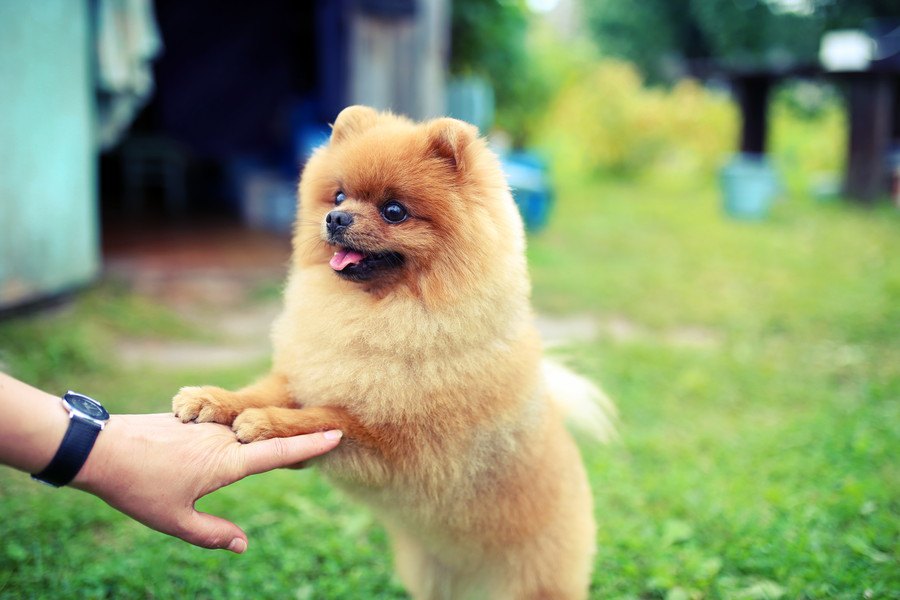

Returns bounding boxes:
[330,249,366,271]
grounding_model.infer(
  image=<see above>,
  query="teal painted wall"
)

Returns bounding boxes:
[0,0,99,310]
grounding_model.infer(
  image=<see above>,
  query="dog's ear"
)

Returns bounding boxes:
[331,106,379,144]
[426,118,478,172]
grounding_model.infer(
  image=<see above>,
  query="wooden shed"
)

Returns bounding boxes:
[0,0,449,312]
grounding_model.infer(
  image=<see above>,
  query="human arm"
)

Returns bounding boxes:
[0,372,342,553]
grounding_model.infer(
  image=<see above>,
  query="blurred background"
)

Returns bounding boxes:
[1,0,898,598]
[1,0,898,309]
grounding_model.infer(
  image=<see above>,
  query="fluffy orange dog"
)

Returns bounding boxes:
[173,106,614,599]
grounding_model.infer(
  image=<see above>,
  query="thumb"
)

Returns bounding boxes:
[240,430,343,476]
[180,510,249,554]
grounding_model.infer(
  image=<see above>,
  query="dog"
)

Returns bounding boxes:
[173,106,614,599]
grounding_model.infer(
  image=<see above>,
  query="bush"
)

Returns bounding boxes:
[538,59,847,190]
[769,82,846,195]
[539,60,738,179]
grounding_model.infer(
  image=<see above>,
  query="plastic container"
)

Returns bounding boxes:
[501,153,554,232]
[720,154,780,220]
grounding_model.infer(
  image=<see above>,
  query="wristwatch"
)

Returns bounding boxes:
[32,391,110,487]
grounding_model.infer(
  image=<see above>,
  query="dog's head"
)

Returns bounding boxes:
[294,106,526,304]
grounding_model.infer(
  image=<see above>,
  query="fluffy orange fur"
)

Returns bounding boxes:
[173,106,606,599]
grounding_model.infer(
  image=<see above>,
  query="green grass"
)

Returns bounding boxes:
[1,178,898,598]
[0,304,406,598]
[529,176,899,598]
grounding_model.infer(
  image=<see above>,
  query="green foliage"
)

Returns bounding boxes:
[539,60,739,179]
[586,0,709,83]
[689,0,822,66]
[450,0,527,75]
[450,0,555,144]
[451,0,527,136]
[538,58,847,189]
[586,0,896,82]
[817,0,900,29]
[769,82,846,195]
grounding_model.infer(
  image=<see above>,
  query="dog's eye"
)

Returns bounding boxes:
[335,191,346,205]
[381,201,408,224]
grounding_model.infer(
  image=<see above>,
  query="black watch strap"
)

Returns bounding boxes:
[32,417,103,487]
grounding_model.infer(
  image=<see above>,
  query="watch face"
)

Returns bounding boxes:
[66,394,110,421]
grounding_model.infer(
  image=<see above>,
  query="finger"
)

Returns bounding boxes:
[240,430,342,476]
[179,510,249,554]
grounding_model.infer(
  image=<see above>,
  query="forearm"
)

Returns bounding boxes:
[0,372,69,473]
[0,371,342,552]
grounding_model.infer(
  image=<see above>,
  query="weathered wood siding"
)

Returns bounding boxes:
[349,0,449,120]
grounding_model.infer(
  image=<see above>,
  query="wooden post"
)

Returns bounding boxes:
[736,75,773,156]
[348,0,449,120]
[844,73,894,202]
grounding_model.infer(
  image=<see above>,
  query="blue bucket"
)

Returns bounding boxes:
[720,154,779,219]
[502,153,554,232]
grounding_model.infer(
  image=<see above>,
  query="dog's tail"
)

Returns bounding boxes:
[542,359,617,443]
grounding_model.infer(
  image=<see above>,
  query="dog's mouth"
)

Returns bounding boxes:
[329,247,405,281]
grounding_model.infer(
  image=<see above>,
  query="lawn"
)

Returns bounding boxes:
[1,176,898,599]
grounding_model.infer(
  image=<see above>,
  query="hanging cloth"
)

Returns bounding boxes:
[95,0,163,149]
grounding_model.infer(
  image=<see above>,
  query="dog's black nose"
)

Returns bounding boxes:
[326,210,353,234]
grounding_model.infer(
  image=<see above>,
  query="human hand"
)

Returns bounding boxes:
[72,413,342,553]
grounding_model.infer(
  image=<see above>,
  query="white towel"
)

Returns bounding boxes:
[95,0,163,149]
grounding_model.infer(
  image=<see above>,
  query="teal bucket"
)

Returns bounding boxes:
[720,154,779,219]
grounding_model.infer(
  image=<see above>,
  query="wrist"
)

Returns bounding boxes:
[26,400,71,473]
[32,392,111,487]
[71,415,123,493]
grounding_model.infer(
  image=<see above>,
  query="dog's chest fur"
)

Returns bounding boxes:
[271,267,537,417]
[268,267,545,520]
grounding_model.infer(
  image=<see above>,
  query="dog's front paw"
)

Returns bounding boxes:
[232,408,276,443]
[172,386,239,425]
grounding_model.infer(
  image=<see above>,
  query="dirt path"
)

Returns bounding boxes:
[105,224,717,370]
[115,285,718,370]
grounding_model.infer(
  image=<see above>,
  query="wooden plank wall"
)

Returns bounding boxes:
[844,74,896,202]
[348,0,449,120]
